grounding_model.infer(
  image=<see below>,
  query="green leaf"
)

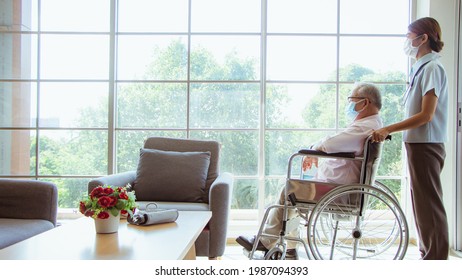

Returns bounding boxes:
[109,208,119,217]
[116,199,127,209]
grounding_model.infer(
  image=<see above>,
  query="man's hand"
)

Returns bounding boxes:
[302,156,318,171]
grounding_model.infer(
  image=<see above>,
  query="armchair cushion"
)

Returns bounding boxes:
[134,148,211,202]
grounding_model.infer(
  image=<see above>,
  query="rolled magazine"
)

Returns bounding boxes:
[128,204,179,226]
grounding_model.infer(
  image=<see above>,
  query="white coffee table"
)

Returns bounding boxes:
[0,210,211,260]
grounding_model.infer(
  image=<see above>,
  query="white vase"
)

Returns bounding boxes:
[94,212,120,234]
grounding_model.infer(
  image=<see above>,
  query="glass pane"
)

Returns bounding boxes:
[265,178,285,208]
[265,130,331,176]
[232,179,258,209]
[118,0,188,32]
[340,0,409,34]
[340,37,407,81]
[0,130,36,175]
[190,35,260,81]
[42,178,90,208]
[267,36,337,81]
[0,82,37,127]
[117,83,187,128]
[377,138,404,176]
[190,130,259,176]
[41,0,109,32]
[117,35,188,80]
[266,83,337,129]
[377,84,407,125]
[375,83,406,178]
[0,33,37,79]
[0,0,38,31]
[190,83,259,129]
[373,179,403,203]
[116,130,186,173]
[39,130,108,176]
[268,0,337,33]
[191,0,260,32]
[40,35,109,80]
[39,82,108,128]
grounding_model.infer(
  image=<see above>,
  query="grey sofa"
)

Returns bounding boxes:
[0,179,58,249]
[88,137,233,259]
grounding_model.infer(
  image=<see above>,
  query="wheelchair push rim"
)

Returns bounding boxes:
[307,184,409,260]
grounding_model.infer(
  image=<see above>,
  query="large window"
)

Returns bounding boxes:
[0,0,410,222]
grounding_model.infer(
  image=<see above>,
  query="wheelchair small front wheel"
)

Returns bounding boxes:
[265,247,285,260]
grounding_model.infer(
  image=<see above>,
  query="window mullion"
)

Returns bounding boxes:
[107,0,117,174]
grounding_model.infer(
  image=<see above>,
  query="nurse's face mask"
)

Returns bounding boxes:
[403,35,424,59]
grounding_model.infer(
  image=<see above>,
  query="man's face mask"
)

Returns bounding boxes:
[345,99,365,122]
[403,35,423,59]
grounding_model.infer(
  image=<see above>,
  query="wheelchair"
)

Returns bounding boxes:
[248,136,409,260]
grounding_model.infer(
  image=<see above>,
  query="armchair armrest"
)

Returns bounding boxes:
[88,171,136,193]
[0,179,58,226]
[208,172,234,255]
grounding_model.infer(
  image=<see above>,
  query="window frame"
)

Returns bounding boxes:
[0,0,410,226]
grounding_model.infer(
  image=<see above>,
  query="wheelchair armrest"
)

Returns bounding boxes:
[298,135,392,159]
[298,149,356,159]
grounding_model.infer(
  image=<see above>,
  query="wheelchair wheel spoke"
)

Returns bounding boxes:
[307,185,408,260]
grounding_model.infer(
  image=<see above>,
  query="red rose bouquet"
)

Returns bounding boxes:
[79,184,137,219]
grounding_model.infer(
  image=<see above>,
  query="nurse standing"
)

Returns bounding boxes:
[372,17,449,259]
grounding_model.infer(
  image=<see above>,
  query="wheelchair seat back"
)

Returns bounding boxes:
[359,135,385,186]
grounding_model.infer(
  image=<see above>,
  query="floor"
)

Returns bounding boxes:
[217,243,419,260]
[202,242,462,260]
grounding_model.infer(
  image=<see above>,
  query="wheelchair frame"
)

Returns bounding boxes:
[248,136,409,260]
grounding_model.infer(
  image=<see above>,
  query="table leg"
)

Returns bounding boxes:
[183,244,196,260]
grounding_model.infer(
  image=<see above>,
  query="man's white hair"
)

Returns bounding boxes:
[353,82,382,110]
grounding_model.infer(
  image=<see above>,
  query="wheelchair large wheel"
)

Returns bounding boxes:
[307,184,408,260]
[374,180,400,204]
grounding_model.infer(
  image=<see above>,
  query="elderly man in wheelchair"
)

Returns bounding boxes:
[236,83,408,260]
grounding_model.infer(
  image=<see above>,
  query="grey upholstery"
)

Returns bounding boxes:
[0,179,58,249]
[135,149,211,202]
[88,137,233,259]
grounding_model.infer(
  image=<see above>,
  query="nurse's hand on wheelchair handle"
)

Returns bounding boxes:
[302,156,318,171]
[371,128,391,143]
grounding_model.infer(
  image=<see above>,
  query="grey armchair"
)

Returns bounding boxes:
[0,179,58,249]
[88,137,233,259]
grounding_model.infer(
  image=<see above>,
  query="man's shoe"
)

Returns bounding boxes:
[285,249,299,260]
[236,235,268,252]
